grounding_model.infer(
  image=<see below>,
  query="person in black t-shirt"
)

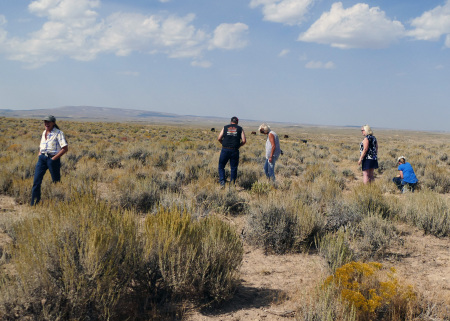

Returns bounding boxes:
[217,116,246,187]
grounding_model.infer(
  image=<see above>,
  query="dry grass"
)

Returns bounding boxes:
[0,117,449,320]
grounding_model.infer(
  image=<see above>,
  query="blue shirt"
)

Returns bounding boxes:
[398,162,418,184]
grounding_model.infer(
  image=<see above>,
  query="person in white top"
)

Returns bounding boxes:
[31,115,68,205]
[259,123,281,181]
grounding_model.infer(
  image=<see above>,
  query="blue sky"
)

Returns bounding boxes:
[1,0,449,131]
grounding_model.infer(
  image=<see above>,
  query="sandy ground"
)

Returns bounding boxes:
[0,195,449,320]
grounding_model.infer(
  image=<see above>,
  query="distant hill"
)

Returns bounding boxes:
[0,106,235,125]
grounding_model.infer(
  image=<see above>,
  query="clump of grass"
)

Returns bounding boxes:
[324,262,419,321]
[238,166,260,190]
[397,190,449,237]
[115,177,161,213]
[421,164,450,193]
[194,187,247,215]
[317,229,354,272]
[142,206,243,304]
[250,181,273,195]
[0,192,140,320]
[323,198,362,232]
[348,184,392,218]
[246,198,324,254]
[351,215,398,260]
[296,281,356,321]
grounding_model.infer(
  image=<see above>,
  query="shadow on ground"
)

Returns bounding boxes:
[198,285,284,317]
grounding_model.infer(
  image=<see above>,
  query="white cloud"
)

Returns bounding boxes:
[191,60,212,68]
[278,49,290,57]
[98,13,208,59]
[1,0,247,67]
[209,23,249,50]
[0,15,7,44]
[408,0,450,47]
[28,0,100,25]
[305,60,335,69]
[298,2,405,49]
[250,0,314,25]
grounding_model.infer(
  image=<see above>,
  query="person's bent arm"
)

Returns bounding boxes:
[52,146,68,161]
[240,130,246,146]
[218,128,224,144]
[398,170,403,179]
[358,138,369,165]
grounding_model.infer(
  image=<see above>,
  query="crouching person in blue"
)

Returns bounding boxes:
[217,116,246,187]
[393,156,418,193]
[31,115,68,205]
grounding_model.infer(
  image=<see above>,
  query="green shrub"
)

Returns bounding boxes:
[238,167,260,190]
[194,187,247,215]
[296,281,356,321]
[142,207,243,304]
[351,215,398,260]
[398,190,449,237]
[317,229,354,272]
[0,192,140,320]
[421,164,450,193]
[348,184,392,218]
[250,181,272,195]
[246,199,324,254]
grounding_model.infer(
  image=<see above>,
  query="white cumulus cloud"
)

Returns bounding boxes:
[298,2,405,49]
[278,49,290,57]
[408,0,450,47]
[305,60,335,69]
[250,0,314,25]
[209,23,249,50]
[1,0,248,68]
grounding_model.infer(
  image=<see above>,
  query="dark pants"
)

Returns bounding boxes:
[392,177,417,192]
[31,155,61,205]
[218,148,239,185]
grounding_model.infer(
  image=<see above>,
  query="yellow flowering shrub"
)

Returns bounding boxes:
[325,262,417,320]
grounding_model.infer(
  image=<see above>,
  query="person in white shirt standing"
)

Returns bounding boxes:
[259,123,281,182]
[31,115,68,205]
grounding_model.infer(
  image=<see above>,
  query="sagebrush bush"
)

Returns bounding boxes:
[194,186,247,215]
[142,206,243,304]
[246,197,324,254]
[0,192,140,320]
[317,229,354,272]
[296,281,356,321]
[348,184,392,218]
[351,215,398,260]
[421,164,450,194]
[397,190,450,237]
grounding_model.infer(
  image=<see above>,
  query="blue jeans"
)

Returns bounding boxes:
[392,177,417,192]
[218,148,239,185]
[264,157,278,181]
[31,155,61,205]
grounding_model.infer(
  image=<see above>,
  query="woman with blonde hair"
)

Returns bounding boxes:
[259,123,281,181]
[358,124,378,184]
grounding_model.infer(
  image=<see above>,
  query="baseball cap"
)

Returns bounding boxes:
[43,115,56,122]
[231,116,239,123]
